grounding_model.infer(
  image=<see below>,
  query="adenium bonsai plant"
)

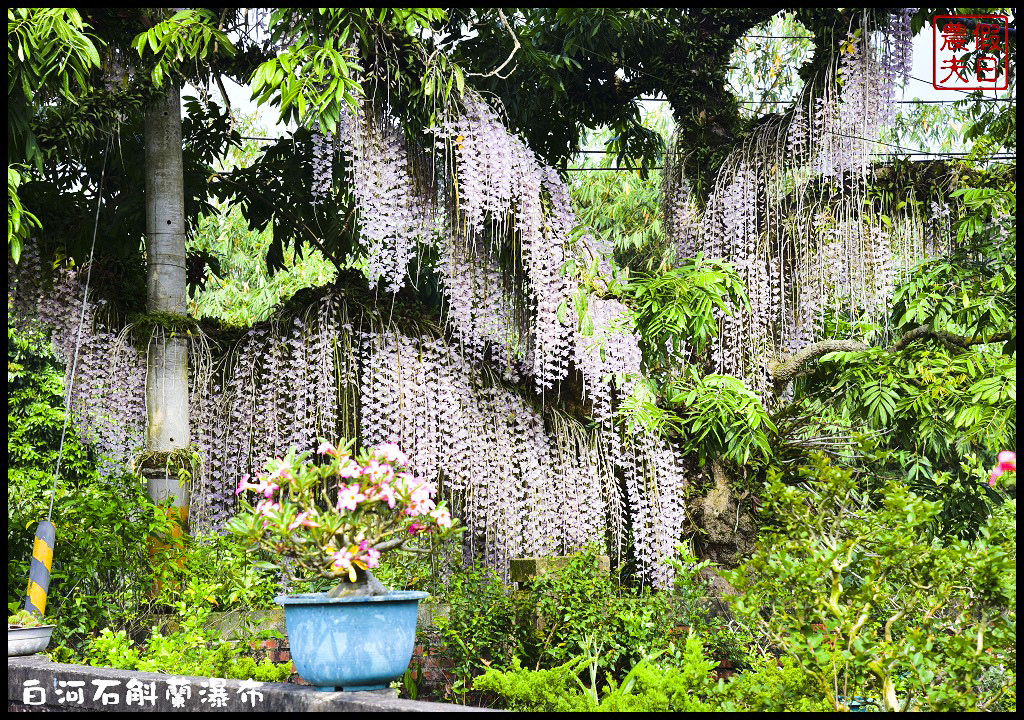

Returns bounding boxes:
[226,439,458,597]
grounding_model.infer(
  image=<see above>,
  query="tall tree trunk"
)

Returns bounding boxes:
[143,82,190,528]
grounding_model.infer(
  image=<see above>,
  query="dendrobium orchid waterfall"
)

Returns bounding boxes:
[662,11,929,401]
[10,10,942,589]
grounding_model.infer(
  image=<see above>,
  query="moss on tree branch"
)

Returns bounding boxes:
[771,323,1015,392]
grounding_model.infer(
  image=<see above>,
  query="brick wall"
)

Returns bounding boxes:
[249,633,452,696]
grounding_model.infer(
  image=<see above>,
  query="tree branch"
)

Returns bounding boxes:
[771,324,1014,392]
[466,9,520,80]
[770,340,869,391]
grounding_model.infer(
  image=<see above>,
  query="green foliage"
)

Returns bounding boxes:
[82,600,291,682]
[7,8,102,169]
[614,254,776,465]
[250,9,362,133]
[624,256,750,371]
[726,454,1016,712]
[434,545,768,706]
[892,210,1014,339]
[789,195,1015,538]
[252,9,447,134]
[9,608,45,628]
[8,164,40,262]
[541,552,685,675]
[569,119,671,273]
[716,655,831,712]
[188,202,337,326]
[7,322,175,654]
[727,12,813,119]
[474,632,831,711]
[884,101,964,155]
[473,656,598,712]
[155,535,282,612]
[663,372,774,467]
[7,7,102,260]
[131,8,235,89]
[431,563,527,701]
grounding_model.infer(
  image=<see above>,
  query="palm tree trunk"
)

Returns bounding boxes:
[143,82,190,528]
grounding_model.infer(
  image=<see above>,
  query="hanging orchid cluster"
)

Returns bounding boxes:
[665,9,938,398]
[12,241,696,590]
[9,248,148,479]
[428,95,578,391]
[575,296,644,420]
[309,122,334,201]
[336,106,435,293]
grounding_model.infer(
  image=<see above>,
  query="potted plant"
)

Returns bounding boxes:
[8,609,56,657]
[226,439,459,691]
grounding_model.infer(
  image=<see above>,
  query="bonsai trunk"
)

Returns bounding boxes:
[326,567,391,598]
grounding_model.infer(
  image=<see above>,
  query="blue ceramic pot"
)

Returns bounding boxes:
[275,590,428,691]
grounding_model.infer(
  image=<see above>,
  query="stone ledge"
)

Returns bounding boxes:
[8,656,500,712]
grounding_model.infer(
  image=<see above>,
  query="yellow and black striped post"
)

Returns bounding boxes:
[25,520,56,618]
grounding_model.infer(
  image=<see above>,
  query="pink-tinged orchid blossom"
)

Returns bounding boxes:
[989,450,1016,486]
[318,440,338,456]
[374,442,409,466]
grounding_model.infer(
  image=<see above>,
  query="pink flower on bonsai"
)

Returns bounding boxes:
[318,440,338,456]
[989,451,1016,486]
[235,474,252,495]
[337,484,367,512]
[374,442,409,466]
[288,511,318,531]
[375,482,398,509]
[227,439,460,591]
[332,547,354,571]
[430,507,453,529]
[362,459,394,483]
[359,541,381,569]
[338,458,362,478]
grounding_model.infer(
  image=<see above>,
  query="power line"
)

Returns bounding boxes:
[566,152,1016,170]
[637,96,1013,104]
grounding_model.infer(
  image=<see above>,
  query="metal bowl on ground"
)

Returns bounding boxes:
[8,625,56,656]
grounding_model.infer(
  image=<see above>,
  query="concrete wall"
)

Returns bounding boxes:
[7,655,498,713]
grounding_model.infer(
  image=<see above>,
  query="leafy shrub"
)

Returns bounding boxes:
[524,547,683,682]
[726,454,1016,711]
[8,323,174,655]
[82,600,291,682]
[155,534,282,611]
[474,631,830,711]
[9,609,45,628]
[472,656,598,712]
[716,655,831,712]
[431,563,528,702]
